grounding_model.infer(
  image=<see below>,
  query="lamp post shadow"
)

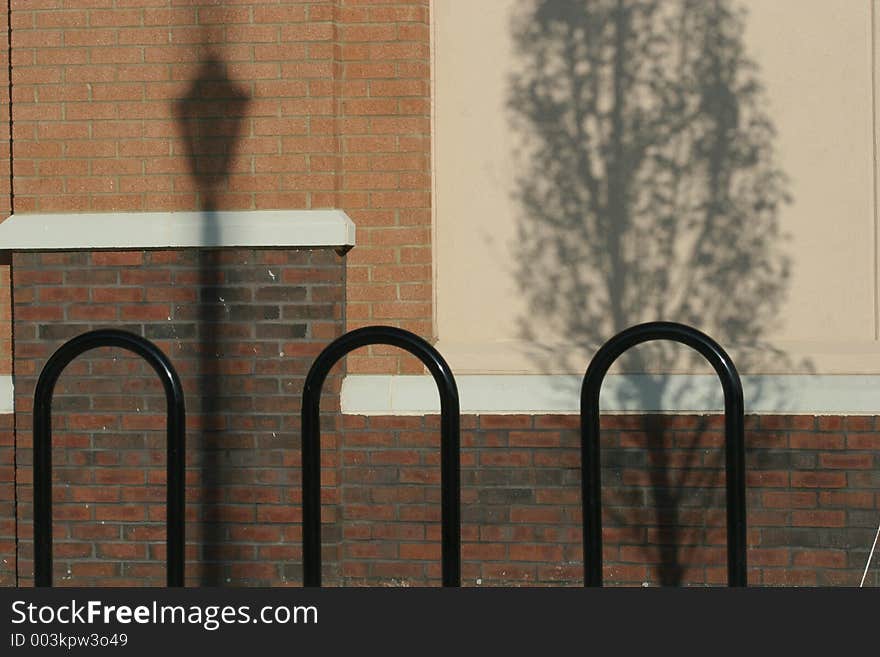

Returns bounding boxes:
[174,53,250,585]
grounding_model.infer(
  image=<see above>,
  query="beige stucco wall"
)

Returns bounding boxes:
[433,0,880,374]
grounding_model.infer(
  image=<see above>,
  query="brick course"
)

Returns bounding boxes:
[0,2,433,581]
[12,247,345,586]
[0,413,12,586]
[1,1,11,377]
[6,1,433,367]
[336,414,880,587]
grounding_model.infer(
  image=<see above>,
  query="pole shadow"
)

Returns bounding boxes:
[174,52,250,585]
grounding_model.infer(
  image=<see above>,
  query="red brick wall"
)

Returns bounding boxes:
[12,247,345,586]
[10,1,332,213]
[7,0,432,369]
[1,0,12,371]
[1,1,433,584]
[0,413,12,586]
[337,414,880,587]
[0,0,12,589]
[0,0,8,223]
[337,0,433,374]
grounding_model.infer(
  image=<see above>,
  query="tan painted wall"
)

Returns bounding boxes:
[433,0,880,374]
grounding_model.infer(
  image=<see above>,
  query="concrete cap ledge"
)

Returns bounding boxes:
[0,210,356,252]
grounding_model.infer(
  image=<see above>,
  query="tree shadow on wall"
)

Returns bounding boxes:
[174,53,250,585]
[509,0,804,585]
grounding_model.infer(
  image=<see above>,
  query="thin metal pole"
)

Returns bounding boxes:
[33,329,186,587]
[301,325,461,587]
[580,321,746,586]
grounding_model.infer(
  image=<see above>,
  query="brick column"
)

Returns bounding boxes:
[12,246,345,586]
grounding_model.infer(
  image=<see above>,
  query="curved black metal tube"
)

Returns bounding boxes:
[301,326,461,587]
[33,329,186,587]
[580,321,746,587]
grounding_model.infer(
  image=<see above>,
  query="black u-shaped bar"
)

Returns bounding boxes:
[301,326,461,586]
[580,321,746,586]
[33,329,186,587]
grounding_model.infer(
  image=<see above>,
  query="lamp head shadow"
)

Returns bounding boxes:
[174,54,251,205]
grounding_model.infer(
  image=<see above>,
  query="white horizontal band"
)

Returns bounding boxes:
[341,374,880,415]
[2,374,877,416]
[0,210,355,251]
[0,376,11,414]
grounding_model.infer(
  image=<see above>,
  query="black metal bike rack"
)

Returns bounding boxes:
[301,325,461,586]
[580,321,746,586]
[33,329,186,587]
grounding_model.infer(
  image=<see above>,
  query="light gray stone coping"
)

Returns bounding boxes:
[341,373,880,415]
[0,209,356,412]
[0,210,355,252]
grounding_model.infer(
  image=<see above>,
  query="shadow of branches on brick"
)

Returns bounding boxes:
[174,52,250,585]
[509,0,805,585]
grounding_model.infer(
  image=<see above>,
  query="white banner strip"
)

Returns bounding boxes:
[0,375,12,414]
[0,210,355,251]
[341,374,880,415]
[5,374,878,416]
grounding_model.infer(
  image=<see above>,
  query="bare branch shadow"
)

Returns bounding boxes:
[509,0,805,584]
